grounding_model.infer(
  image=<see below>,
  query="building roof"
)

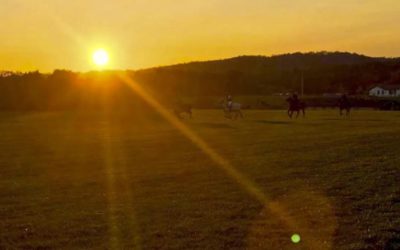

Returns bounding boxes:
[370,84,400,91]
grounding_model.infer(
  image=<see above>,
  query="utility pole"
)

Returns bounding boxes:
[301,71,304,97]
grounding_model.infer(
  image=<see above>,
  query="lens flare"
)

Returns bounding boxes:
[291,234,301,244]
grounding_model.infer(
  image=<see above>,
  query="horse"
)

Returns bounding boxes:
[287,98,306,118]
[173,103,192,119]
[223,102,243,120]
[339,102,351,116]
[338,96,351,116]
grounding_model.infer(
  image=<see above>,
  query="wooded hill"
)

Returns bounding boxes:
[133,52,400,96]
[1,52,400,110]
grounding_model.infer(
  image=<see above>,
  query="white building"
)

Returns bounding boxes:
[369,85,400,97]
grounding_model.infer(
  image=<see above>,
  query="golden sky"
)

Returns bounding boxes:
[1,0,399,72]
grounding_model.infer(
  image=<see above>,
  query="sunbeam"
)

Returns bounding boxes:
[116,73,324,249]
[101,119,122,249]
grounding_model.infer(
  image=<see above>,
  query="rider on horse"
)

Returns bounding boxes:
[338,94,351,116]
[339,94,350,107]
[292,94,300,109]
[286,93,302,118]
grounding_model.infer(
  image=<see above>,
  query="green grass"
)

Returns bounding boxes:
[0,110,399,249]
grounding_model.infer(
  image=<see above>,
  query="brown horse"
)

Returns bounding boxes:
[288,102,306,118]
[287,95,306,118]
[173,103,192,119]
[338,95,351,116]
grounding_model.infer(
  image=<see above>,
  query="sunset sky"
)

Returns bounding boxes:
[1,0,399,72]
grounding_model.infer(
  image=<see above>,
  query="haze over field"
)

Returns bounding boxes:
[1,0,400,72]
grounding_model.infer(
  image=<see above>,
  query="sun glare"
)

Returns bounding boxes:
[93,49,109,67]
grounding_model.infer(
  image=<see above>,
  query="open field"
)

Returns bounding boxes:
[0,110,399,249]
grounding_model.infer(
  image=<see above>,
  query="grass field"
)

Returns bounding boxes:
[0,110,399,249]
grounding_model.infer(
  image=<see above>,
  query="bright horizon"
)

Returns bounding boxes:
[1,0,400,72]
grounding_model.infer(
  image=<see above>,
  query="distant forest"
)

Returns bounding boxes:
[1,52,400,110]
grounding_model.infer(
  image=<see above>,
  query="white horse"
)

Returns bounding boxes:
[223,102,243,120]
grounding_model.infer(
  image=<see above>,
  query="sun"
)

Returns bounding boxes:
[92,49,109,67]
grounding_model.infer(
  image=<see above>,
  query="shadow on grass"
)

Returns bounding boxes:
[193,122,236,129]
[321,118,386,122]
[0,112,33,121]
[255,120,291,125]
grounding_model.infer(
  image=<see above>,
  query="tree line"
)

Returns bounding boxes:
[1,52,400,111]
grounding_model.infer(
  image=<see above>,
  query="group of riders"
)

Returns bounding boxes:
[286,93,351,118]
[174,93,352,119]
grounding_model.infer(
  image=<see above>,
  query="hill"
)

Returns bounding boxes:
[133,52,400,96]
[1,51,400,111]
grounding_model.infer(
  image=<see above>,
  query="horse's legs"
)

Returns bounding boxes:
[302,108,306,117]
[239,110,244,119]
[224,110,231,119]
[233,112,238,120]
[223,111,228,119]
[296,110,300,118]
[288,110,293,118]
